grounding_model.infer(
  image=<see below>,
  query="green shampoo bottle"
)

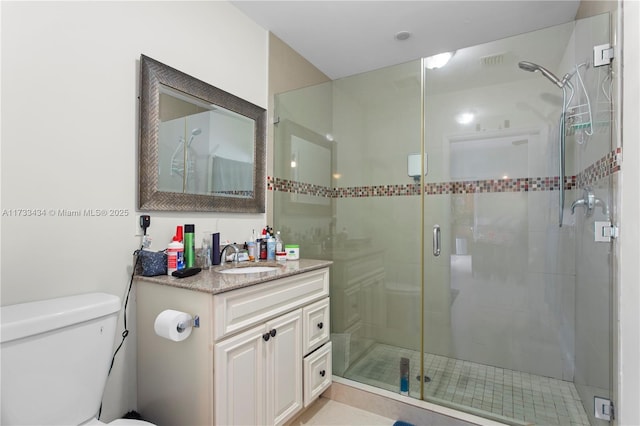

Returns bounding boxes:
[184,224,195,267]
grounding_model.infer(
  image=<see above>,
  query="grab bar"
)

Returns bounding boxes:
[433,225,441,257]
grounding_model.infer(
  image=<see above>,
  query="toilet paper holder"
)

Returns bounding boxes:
[177,315,200,333]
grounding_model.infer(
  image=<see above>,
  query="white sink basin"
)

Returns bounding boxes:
[218,266,279,274]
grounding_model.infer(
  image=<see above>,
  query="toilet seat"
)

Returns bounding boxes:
[84,417,155,426]
[109,419,155,426]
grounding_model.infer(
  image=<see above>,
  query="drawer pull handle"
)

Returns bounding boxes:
[319,370,326,377]
[262,329,277,342]
[317,322,323,329]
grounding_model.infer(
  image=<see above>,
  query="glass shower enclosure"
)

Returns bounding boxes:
[273,13,615,426]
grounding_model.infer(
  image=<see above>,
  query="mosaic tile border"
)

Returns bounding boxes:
[577,147,621,188]
[423,176,576,195]
[269,148,621,198]
[267,177,333,198]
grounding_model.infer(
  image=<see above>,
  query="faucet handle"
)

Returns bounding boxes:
[570,198,586,214]
[570,187,608,218]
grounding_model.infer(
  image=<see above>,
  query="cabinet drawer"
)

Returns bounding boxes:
[213,268,329,341]
[303,342,332,407]
[302,298,330,355]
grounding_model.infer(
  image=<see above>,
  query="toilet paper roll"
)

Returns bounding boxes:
[154,309,193,342]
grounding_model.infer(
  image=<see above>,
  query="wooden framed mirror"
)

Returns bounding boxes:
[138,55,266,212]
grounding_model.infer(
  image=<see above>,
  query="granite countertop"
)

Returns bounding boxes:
[135,259,333,295]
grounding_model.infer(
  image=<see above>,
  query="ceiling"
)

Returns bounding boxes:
[230,1,581,80]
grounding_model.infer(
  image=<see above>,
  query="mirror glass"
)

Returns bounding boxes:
[139,55,266,212]
[158,85,255,198]
[277,119,335,215]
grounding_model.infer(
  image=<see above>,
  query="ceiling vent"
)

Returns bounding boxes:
[480,53,505,66]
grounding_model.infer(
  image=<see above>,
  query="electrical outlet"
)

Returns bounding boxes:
[135,215,150,237]
[139,215,151,234]
[135,218,144,237]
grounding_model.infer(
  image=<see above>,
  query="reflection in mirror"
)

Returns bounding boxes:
[278,119,336,216]
[290,133,331,205]
[158,85,255,198]
[139,55,266,212]
[448,130,535,181]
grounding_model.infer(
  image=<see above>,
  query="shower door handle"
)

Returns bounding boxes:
[433,225,441,257]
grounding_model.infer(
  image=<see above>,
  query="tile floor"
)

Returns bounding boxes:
[343,343,590,426]
[286,398,395,426]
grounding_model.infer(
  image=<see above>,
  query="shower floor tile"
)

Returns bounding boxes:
[343,343,590,426]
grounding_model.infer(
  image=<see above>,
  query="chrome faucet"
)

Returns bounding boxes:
[220,244,239,266]
[570,187,609,218]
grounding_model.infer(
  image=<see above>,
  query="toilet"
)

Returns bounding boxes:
[0,292,155,426]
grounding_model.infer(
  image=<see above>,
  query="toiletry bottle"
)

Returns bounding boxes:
[211,232,221,265]
[247,241,256,261]
[275,231,284,253]
[184,224,195,267]
[201,236,211,270]
[259,228,267,260]
[267,234,276,261]
[167,236,184,275]
[247,229,257,261]
[400,357,410,396]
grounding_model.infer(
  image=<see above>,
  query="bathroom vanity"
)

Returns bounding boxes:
[135,259,332,426]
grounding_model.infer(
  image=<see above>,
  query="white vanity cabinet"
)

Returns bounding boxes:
[136,266,331,426]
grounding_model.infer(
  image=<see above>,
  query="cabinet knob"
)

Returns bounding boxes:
[319,370,326,377]
[270,328,277,338]
[317,322,323,329]
[262,333,270,341]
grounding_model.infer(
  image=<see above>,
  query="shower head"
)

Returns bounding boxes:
[518,61,541,72]
[187,128,202,146]
[518,61,567,88]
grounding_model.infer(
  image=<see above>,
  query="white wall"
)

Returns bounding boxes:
[1,1,268,421]
[619,1,640,424]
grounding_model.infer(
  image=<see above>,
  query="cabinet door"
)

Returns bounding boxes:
[214,325,266,426]
[265,309,303,426]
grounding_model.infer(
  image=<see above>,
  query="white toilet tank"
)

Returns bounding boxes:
[1,292,121,426]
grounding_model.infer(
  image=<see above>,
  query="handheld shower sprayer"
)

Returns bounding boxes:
[518,60,577,227]
[518,61,573,89]
[187,128,202,147]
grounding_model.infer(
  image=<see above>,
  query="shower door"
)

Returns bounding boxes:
[273,61,425,394]
[421,13,614,426]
